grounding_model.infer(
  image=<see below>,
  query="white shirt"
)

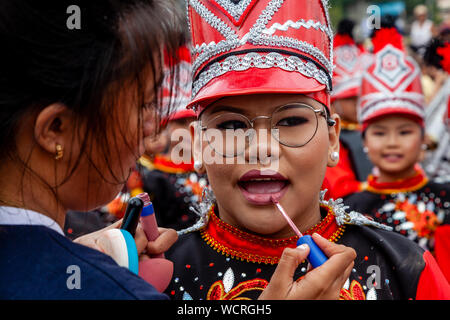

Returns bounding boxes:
[0,206,64,235]
[410,20,433,47]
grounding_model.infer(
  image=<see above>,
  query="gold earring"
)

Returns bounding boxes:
[55,144,63,160]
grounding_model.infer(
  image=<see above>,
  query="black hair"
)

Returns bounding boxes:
[337,19,355,38]
[423,38,446,70]
[0,0,187,201]
[370,15,402,38]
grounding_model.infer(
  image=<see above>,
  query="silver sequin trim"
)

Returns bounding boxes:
[214,0,254,23]
[262,19,333,42]
[320,190,393,231]
[192,52,330,98]
[359,99,425,123]
[177,187,215,236]
[189,0,239,41]
[249,34,333,74]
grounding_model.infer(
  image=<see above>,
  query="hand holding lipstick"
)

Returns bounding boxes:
[259,233,357,300]
[272,198,328,268]
[73,218,177,262]
[259,197,356,299]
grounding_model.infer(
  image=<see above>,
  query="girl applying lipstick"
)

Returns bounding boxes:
[165,0,450,300]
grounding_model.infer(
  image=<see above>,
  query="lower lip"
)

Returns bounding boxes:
[238,182,289,206]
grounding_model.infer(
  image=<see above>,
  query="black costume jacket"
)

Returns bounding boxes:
[166,198,450,300]
[138,155,208,231]
[339,127,373,182]
[344,168,450,282]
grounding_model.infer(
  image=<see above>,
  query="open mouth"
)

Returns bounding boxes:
[238,170,290,205]
[382,153,403,163]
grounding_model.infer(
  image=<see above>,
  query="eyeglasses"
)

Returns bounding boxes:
[199,103,335,158]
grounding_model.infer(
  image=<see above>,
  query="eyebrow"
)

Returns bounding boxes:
[371,123,417,130]
[208,100,321,114]
[397,123,416,129]
[208,105,246,115]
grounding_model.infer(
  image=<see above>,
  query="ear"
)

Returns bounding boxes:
[327,113,341,168]
[363,138,368,153]
[190,120,206,174]
[34,104,73,159]
[418,135,428,162]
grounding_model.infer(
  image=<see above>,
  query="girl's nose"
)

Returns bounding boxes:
[245,128,279,166]
[386,131,399,146]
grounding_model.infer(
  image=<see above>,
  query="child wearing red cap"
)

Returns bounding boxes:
[344,27,450,282]
[165,0,450,300]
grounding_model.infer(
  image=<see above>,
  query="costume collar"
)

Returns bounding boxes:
[363,168,428,195]
[139,154,194,174]
[201,204,345,265]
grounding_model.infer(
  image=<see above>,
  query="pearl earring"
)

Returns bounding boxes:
[194,160,202,171]
[330,151,339,162]
[363,147,369,154]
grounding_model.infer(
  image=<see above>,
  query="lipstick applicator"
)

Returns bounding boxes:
[271,197,328,268]
[137,192,163,258]
[135,192,174,292]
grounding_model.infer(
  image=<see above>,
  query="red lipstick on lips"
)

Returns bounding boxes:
[238,170,289,205]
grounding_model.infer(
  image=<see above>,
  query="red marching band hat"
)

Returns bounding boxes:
[331,33,373,102]
[358,28,425,131]
[185,0,334,114]
[161,45,196,122]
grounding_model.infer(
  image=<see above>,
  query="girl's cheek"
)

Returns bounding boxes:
[365,140,382,163]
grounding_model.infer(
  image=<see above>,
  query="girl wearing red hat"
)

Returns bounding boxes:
[345,27,450,282]
[165,0,450,300]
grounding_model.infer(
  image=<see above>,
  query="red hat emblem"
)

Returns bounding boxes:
[162,46,196,121]
[374,46,412,88]
[186,0,334,112]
